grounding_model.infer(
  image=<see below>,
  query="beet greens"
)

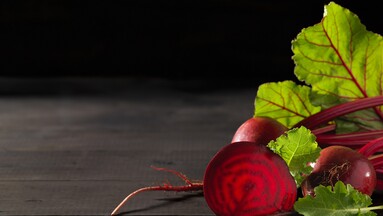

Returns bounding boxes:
[254,1,383,197]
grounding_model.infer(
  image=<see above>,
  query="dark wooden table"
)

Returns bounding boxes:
[0,77,257,216]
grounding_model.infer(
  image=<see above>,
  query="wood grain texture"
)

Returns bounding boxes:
[0,78,256,215]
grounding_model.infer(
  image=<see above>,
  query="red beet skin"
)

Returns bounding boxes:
[301,146,377,196]
[231,117,288,144]
[203,142,297,216]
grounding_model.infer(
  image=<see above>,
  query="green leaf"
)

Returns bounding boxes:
[294,181,382,216]
[267,126,320,186]
[254,81,321,129]
[292,2,383,132]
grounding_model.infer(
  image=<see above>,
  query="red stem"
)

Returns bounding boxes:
[369,154,383,169]
[315,130,383,148]
[311,124,336,135]
[110,166,203,216]
[294,96,383,129]
[358,137,383,158]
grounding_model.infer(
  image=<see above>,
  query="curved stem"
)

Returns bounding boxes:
[294,96,383,129]
[369,154,383,169]
[311,124,336,135]
[359,137,383,158]
[315,130,383,148]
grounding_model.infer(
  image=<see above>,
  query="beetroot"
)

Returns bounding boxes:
[203,142,297,216]
[231,117,288,144]
[301,145,377,197]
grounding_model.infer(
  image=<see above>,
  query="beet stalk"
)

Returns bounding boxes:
[294,95,383,130]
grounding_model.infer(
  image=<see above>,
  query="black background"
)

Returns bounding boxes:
[1,1,382,88]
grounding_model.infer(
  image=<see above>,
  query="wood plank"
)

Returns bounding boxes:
[0,78,257,215]
[0,84,256,152]
[0,181,212,216]
[0,150,212,182]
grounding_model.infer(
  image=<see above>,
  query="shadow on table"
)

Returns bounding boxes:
[115,192,204,215]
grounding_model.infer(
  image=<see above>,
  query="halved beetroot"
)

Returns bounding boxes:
[203,142,297,216]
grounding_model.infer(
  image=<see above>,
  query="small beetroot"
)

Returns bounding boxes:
[301,145,377,197]
[231,117,287,144]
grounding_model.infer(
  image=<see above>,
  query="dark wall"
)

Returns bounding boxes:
[1,1,381,87]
